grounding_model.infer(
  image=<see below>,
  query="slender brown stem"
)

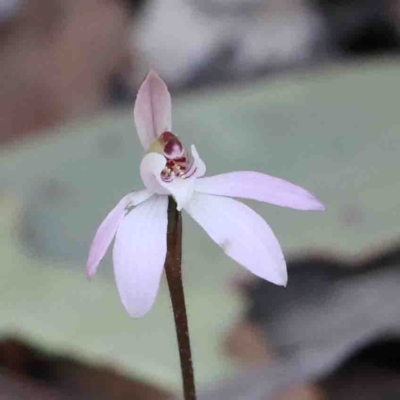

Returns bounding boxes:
[165,197,196,400]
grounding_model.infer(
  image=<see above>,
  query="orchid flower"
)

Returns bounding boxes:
[87,71,325,318]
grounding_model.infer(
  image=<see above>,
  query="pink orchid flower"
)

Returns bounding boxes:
[87,71,325,318]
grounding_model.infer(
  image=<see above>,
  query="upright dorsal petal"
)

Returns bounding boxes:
[134,70,172,150]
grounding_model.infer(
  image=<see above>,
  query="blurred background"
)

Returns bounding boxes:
[1,0,400,399]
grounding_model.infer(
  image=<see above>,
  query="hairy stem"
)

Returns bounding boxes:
[165,197,196,400]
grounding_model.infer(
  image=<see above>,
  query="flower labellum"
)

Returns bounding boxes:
[87,70,325,318]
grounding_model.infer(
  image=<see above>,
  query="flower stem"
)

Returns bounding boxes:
[165,197,196,400]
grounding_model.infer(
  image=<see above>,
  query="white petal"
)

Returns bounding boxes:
[140,146,206,211]
[113,195,168,317]
[185,193,287,286]
[86,190,153,279]
[140,152,169,195]
[134,70,172,150]
[160,177,196,212]
[158,145,206,210]
[191,145,206,177]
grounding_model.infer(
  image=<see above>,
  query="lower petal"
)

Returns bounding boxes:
[185,193,287,286]
[113,195,168,317]
[86,190,153,279]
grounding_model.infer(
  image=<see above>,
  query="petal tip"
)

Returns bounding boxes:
[120,295,154,318]
[190,144,198,158]
[190,144,206,178]
[276,269,288,287]
[147,69,161,79]
[86,256,96,279]
[280,278,288,288]
[86,262,96,280]
[310,197,326,211]
[87,272,95,281]
[124,305,144,318]
[301,192,326,211]
[271,257,288,287]
[143,69,167,89]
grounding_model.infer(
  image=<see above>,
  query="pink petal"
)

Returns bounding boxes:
[134,70,172,150]
[195,171,325,211]
[86,190,153,279]
[112,195,168,317]
[185,193,287,286]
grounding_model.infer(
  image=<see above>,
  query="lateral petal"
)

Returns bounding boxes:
[86,190,153,279]
[195,171,325,211]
